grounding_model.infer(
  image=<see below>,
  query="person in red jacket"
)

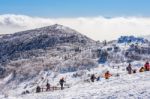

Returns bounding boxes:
[144,61,150,71]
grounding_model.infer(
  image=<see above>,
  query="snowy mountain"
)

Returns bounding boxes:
[0,24,103,93]
[0,24,150,99]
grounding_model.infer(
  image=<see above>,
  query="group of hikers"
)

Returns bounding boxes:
[36,77,65,93]
[90,61,150,83]
[90,71,112,82]
[36,61,150,93]
[126,61,150,74]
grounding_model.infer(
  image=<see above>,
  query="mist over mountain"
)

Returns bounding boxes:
[1,14,150,41]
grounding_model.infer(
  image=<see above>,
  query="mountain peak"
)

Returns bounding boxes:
[51,24,63,28]
[39,24,77,34]
[0,24,95,63]
[43,24,64,30]
[0,24,81,41]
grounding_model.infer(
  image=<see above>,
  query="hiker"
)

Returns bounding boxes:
[116,73,120,77]
[133,69,137,74]
[95,73,100,81]
[21,90,30,95]
[25,90,30,94]
[59,77,65,90]
[46,82,51,91]
[144,61,150,71]
[96,75,100,81]
[104,71,112,79]
[139,67,145,72]
[126,63,132,74]
[36,86,41,93]
[90,74,96,82]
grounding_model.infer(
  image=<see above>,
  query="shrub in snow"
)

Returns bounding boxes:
[118,36,145,43]
[98,50,108,64]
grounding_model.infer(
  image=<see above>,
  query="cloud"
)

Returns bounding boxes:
[0,14,150,41]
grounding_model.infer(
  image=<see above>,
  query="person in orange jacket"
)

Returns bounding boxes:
[139,67,145,72]
[104,71,112,79]
[144,61,150,71]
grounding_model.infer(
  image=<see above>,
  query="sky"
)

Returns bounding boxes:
[0,0,150,17]
[0,0,150,41]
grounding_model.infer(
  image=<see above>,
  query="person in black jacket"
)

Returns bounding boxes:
[126,63,132,74]
[46,82,51,91]
[36,86,41,93]
[59,77,65,90]
[90,74,96,82]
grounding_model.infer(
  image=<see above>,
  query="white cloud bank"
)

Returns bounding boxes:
[0,14,150,41]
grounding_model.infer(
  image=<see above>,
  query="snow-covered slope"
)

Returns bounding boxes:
[1,65,150,99]
[0,73,14,85]
[23,72,150,99]
[0,24,150,99]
